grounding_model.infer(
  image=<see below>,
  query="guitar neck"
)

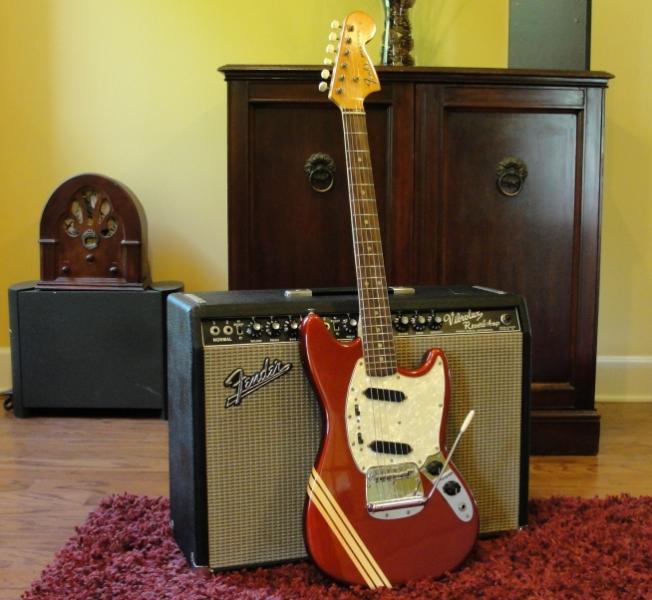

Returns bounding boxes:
[342,109,397,377]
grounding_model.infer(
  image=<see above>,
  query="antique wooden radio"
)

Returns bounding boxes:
[37,173,150,289]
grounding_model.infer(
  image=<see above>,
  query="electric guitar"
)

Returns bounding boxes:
[300,12,479,588]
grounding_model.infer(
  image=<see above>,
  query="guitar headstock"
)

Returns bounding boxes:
[319,11,381,110]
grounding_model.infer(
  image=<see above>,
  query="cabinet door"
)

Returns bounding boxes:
[227,79,414,289]
[416,85,603,416]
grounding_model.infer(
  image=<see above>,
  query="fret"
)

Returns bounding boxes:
[354,295,390,302]
[342,107,397,375]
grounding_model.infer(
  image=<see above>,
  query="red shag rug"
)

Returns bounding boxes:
[22,494,652,600]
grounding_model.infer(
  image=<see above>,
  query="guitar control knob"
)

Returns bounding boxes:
[245,320,263,338]
[393,314,410,332]
[266,320,283,337]
[430,314,443,331]
[443,481,462,496]
[425,460,443,477]
[413,313,427,331]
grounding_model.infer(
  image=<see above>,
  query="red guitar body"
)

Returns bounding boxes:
[301,313,479,588]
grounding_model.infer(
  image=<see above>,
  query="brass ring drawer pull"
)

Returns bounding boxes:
[497,157,528,197]
[304,153,336,193]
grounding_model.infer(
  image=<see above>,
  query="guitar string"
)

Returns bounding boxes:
[352,109,401,478]
[342,108,383,482]
[348,108,392,484]
[349,110,390,472]
[345,107,398,486]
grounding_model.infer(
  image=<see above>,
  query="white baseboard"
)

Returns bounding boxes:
[596,355,652,402]
[1,346,649,402]
[0,347,11,393]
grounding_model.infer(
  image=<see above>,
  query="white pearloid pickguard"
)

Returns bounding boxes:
[345,356,446,473]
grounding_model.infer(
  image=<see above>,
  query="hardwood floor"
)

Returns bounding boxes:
[1,401,651,598]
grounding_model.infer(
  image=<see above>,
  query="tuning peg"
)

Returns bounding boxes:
[320,69,331,80]
[328,32,339,42]
[330,20,341,29]
[323,57,333,66]
[325,44,335,54]
[318,81,329,93]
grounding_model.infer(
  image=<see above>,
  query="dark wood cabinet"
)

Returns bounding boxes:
[220,65,612,455]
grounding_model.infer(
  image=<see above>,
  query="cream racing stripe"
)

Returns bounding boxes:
[307,484,378,589]
[307,469,392,589]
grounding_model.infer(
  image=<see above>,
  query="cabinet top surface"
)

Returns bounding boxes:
[219,64,613,87]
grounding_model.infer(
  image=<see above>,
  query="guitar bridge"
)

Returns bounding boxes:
[365,463,425,520]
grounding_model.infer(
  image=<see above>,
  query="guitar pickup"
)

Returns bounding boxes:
[363,388,406,402]
[369,440,412,455]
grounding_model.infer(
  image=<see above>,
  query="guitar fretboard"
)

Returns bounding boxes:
[342,109,397,377]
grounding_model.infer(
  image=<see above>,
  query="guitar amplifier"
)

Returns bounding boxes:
[167,285,531,570]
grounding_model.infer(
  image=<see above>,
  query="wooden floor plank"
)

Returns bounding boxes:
[1,401,650,596]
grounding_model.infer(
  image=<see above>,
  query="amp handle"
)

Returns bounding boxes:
[284,286,415,298]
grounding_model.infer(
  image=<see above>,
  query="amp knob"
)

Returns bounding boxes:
[394,314,410,332]
[342,317,358,335]
[430,314,443,331]
[266,320,283,337]
[288,318,301,338]
[413,313,427,331]
[246,320,263,338]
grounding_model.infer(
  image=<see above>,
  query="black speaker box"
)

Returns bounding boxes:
[167,285,531,570]
[8,281,182,416]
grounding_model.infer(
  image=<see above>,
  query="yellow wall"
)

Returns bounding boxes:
[0,0,506,355]
[592,0,652,399]
[4,1,647,400]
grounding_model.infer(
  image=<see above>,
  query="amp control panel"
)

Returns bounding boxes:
[202,308,521,346]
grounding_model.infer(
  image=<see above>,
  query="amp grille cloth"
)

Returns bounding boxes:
[203,331,522,568]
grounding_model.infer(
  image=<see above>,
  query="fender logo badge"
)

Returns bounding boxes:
[223,357,292,408]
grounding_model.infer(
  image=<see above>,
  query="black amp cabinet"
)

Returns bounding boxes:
[167,285,531,570]
[9,281,182,416]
